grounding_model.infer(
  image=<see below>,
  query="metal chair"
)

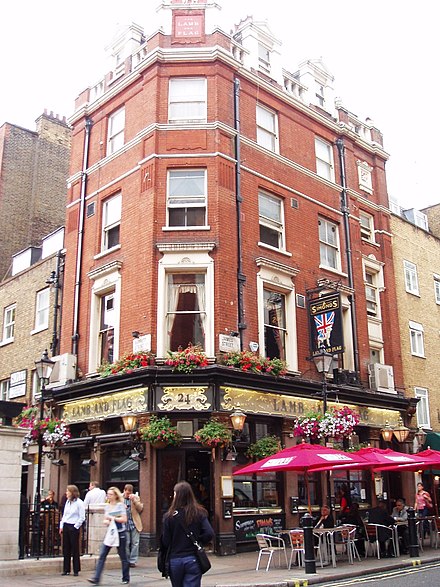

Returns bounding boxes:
[333,525,361,563]
[255,533,288,571]
[288,529,305,569]
[364,522,397,559]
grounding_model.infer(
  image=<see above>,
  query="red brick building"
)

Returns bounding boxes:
[53,1,416,554]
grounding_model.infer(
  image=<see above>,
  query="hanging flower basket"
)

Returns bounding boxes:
[165,344,209,373]
[292,406,360,440]
[218,351,287,376]
[194,418,232,449]
[138,415,182,447]
[15,406,71,448]
[247,435,282,460]
[98,352,156,377]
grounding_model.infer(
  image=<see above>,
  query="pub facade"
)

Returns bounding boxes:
[50,0,418,555]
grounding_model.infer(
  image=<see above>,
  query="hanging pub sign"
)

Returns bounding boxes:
[308,293,344,355]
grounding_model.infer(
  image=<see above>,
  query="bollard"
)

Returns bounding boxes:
[407,507,419,558]
[301,513,316,574]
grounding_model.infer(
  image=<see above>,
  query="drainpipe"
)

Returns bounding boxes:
[335,138,360,376]
[49,249,64,357]
[234,78,247,349]
[72,117,93,357]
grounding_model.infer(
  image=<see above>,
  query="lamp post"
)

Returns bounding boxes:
[312,345,334,509]
[34,349,55,558]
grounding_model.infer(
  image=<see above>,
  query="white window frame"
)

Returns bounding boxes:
[34,288,50,332]
[256,260,298,371]
[0,379,10,401]
[365,270,379,318]
[256,104,278,153]
[88,262,122,373]
[168,77,207,124]
[404,260,419,295]
[319,218,340,271]
[102,193,122,252]
[157,244,214,358]
[2,304,16,342]
[409,320,425,357]
[359,211,375,242]
[258,191,285,250]
[107,107,125,155]
[414,387,431,428]
[315,137,335,181]
[258,43,271,73]
[315,82,325,108]
[434,274,440,304]
[167,169,207,228]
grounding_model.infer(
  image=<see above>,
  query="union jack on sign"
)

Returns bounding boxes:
[313,311,335,347]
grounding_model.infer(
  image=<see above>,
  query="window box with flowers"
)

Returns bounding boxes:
[98,352,156,377]
[139,415,182,448]
[247,435,282,461]
[165,344,209,374]
[218,351,287,376]
[15,406,71,448]
[194,418,232,449]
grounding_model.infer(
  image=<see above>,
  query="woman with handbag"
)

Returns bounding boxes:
[161,480,214,587]
[88,487,130,585]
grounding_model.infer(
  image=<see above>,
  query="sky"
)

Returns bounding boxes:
[1,0,437,211]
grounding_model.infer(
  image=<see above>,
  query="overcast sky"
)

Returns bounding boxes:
[1,0,437,211]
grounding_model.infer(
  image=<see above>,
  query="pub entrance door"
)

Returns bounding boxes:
[157,448,211,535]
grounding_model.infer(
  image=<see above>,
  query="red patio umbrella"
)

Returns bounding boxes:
[347,447,425,471]
[233,441,369,512]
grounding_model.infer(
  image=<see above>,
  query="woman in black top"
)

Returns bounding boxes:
[161,481,214,587]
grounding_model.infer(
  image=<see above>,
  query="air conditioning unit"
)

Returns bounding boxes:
[368,363,395,393]
[47,353,76,388]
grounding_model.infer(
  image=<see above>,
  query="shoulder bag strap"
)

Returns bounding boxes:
[176,515,202,550]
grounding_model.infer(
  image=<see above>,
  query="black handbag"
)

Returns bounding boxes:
[157,537,171,577]
[177,517,211,575]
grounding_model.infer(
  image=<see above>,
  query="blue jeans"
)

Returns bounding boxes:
[92,532,130,583]
[169,555,201,587]
[126,526,140,563]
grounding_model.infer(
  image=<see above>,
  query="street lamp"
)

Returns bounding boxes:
[230,407,247,433]
[381,421,394,443]
[312,345,334,509]
[34,349,55,558]
[311,345,334,414]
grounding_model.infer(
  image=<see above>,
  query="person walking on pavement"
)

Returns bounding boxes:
[123,483,144,567]
[84,481,107,507]
[59,484,85,576]
[161,480,214,587]
[414,482,432,537]
[88,486,130,585]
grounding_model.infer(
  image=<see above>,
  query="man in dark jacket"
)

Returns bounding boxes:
[368,500,395,557]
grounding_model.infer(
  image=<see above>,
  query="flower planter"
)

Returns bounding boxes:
[151,440,167,449]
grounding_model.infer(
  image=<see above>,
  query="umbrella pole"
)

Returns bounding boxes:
[306,474,312,513]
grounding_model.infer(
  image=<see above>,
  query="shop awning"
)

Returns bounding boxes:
[425,431,440,451]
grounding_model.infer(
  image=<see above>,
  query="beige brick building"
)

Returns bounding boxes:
[391,211,440,439]
[0,111,70,281]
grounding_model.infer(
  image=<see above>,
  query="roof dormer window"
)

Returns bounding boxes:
[258,43,271,73]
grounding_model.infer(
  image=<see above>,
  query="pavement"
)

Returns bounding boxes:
[1,545,440,587]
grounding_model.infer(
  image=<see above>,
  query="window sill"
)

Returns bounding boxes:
[405,290,421,297]
[411,353,426,359]
[94,245,122,260]
[162,226,211,232]
[30,326,49,336]
[318,265,348,278]
[258,242,292,257]
[361,237,380,247]
[0,338,14,347]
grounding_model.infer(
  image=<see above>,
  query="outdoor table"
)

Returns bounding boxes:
[313,527,336,567]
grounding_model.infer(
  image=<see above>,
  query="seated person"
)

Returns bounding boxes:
[368,500,395,557]
[391,498,409,554]
[314,505,335,529]
[340,502,366,556]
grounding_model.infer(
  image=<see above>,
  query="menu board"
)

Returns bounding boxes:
[234,514,285,542]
